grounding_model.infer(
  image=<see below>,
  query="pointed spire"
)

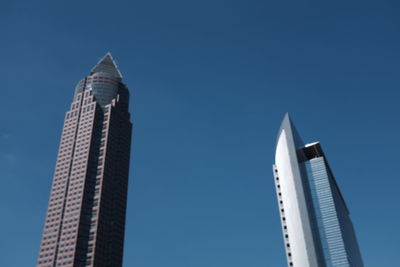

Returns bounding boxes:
[278,112,293,137]
[282,112,291,125]
[90,52,122,78]
[277,112,304,148]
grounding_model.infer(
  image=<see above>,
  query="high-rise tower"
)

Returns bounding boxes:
[272,114,363,267]
[37,53,132,267]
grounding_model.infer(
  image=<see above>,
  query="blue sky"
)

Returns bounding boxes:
[1,0,399,266]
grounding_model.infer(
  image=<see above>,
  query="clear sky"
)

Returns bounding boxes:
[1,0,399,266]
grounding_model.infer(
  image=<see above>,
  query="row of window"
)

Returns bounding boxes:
[274,168,294,267]
[40,93,108,267]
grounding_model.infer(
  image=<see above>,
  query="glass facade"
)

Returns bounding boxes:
[304,157,350,267]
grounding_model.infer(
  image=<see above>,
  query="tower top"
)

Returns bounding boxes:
[90,52,122,78]
[276,113,303,146]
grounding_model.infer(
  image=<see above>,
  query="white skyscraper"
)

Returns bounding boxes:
[272,114,364,267]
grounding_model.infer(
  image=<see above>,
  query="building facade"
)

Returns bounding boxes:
[272,114,363,267]
[37,53,132,267]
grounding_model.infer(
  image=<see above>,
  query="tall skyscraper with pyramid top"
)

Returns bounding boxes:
[37,53,132,267]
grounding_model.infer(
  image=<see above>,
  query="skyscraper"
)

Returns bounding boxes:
[272,114,364,267]
[37,53,132,267]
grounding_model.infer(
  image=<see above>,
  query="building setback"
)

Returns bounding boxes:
[37,53,132,267]
[272,114,364,267]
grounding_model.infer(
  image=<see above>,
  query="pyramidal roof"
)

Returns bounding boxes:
[90,52,122,78]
